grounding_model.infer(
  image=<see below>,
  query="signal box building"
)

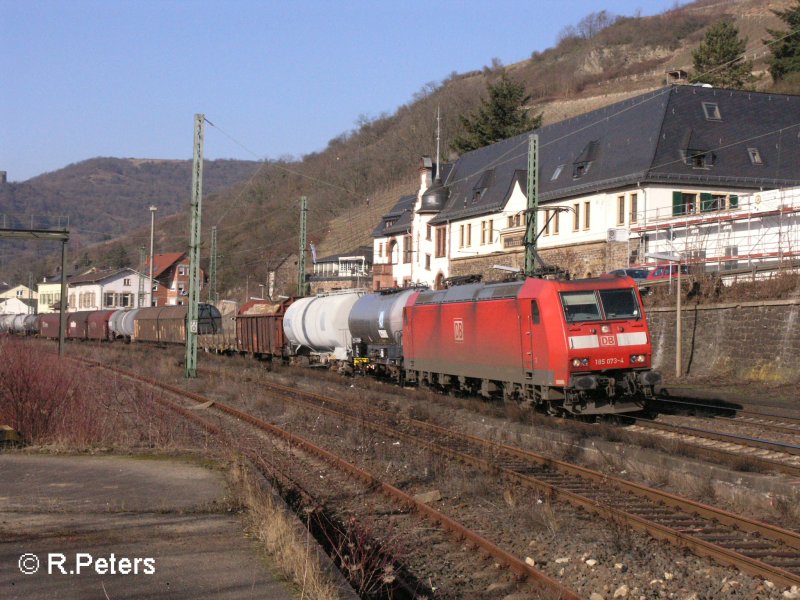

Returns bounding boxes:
[372,86,800,288]
[307,246,373,294]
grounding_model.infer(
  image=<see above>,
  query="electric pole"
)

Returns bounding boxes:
[138,246,146,307]
[297,196,308,297]
[208,225,218,304]
[524,134,539,277]
[185,113,204,378]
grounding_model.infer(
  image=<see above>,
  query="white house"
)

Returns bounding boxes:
[0,297,36,315]
[373,86,800,288]
[66,268,153,312]
[0,284,37,302]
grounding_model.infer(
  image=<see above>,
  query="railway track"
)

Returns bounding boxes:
[651,398,800,437]
[625,415,800,478]
[191,365,800,589]
[78,358,582,600]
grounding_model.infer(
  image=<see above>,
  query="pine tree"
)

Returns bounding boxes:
[766,1,800,82]
[451,74,541,154]
[690,21,753,89]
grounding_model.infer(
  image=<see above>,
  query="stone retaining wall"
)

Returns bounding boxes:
[449,241,629,281]
[646,299,800,384]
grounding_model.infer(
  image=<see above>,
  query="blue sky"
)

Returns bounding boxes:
[2,0,682,182]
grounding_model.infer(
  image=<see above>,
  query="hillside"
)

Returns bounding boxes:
[3,0,795,297]
[0,158,260,282]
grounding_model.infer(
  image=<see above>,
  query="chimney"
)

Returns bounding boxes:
[0,171,6,185]
[419,156,433,194]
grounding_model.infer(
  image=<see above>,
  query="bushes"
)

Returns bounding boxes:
[0,338,75,443]
[0,338,192,449]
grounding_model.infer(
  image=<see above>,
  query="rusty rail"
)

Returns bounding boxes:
[226,374,800,588]
[81,359,582,600]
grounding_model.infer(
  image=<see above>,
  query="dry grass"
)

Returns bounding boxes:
[228,458,342,600]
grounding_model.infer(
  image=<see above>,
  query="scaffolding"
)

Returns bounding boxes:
[629,187,800,276]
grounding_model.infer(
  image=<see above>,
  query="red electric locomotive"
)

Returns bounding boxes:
[402,276,660,416]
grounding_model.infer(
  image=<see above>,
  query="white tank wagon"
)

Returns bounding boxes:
[348,288,421,378]
[111,308,141,339]
[283,291,364,361]
[0,314,17,333]
[11,314,32,334]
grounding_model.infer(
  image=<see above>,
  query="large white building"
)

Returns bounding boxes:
[64,268,153,312]
[373,86,800,289]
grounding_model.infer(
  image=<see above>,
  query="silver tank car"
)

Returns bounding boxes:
[12,314,29,334]
[115,308,141,339]
[283,291,363,361]
[0,314,16,332]
[23,314,38,334]
[108,309,129,339]
[348,288,419,359]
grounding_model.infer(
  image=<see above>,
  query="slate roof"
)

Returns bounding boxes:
[426,86,800,225]
[372,195,416,237]
[68,268,132,285]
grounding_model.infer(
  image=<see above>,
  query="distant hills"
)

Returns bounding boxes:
[0,0,795,297]
[0,158,260,282]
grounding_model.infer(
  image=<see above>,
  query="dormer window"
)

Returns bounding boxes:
[472,169,494,203]
[384,219,395,229]
[572,140,598,179]
[686,149,714,169]
[573,162,591,178]
[702,102,721,121]
[747,148,763,165]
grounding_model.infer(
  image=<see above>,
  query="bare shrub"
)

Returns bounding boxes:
[0,338,78,442]
[511,491,560,536]
[316,515,402,598]
[771,493,800,529]
[0,339,195,450]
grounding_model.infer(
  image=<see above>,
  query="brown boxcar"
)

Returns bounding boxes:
[87,310,116,341]
[134,304,222,343]
[37,314,61,339]
[235,299,293,359]
[66,311,92,340]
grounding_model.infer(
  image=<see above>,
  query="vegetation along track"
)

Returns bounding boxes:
[75,357,581,600]
[198,364,800,589]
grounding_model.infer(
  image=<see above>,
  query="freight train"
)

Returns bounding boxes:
[1,304,223,343]
[2,275,659,416]
[246,276,661,416]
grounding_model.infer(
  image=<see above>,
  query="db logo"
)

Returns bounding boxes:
[599,335,616,346]
[453,319,464,343]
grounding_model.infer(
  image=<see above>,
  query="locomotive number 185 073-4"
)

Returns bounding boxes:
[595,357,624,366]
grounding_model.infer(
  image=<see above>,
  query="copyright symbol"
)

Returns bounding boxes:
[18,553,40,575]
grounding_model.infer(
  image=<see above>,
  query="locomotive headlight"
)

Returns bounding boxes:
[572,357,589,367]
[601,325,611,333]
[630,354,646,363]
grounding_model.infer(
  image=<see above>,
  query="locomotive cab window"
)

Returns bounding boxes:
[560,289,640,322]
[560,292,601,322]
[598,289,640,320]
